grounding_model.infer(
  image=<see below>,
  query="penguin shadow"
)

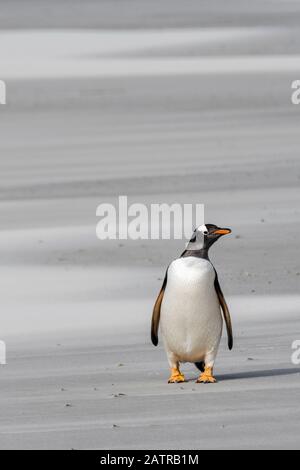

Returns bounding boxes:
[216,367,300,382]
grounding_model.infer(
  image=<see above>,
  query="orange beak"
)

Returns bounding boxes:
[213,228,232,236]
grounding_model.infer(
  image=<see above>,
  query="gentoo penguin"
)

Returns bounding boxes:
[151,224,233,384]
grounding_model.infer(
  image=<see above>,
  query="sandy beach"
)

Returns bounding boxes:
[0,0,299,449]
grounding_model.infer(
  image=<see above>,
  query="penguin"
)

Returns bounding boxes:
[151,224,233,384]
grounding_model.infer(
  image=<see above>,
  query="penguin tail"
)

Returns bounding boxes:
[195,362,205,372]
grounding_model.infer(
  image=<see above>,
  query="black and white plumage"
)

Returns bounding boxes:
[151,224,233,383]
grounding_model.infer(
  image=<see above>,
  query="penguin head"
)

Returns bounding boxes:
[186,224,231,252]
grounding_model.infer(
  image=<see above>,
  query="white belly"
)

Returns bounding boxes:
[160,257,222,363]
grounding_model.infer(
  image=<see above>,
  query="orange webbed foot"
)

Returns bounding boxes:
[196,367,217,384]
[168,367,185,384]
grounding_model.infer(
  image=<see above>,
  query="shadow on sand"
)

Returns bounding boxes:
[217,367,300,382]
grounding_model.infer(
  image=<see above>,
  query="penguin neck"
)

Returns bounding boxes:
[182,247,210,261]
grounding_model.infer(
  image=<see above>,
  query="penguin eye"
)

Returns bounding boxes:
[203,230,208,236]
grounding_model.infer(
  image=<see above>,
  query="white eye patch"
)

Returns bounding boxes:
[197,224,208,234]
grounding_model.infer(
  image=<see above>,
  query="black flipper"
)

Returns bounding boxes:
[214,272,233,350]
[151,270,168,346]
